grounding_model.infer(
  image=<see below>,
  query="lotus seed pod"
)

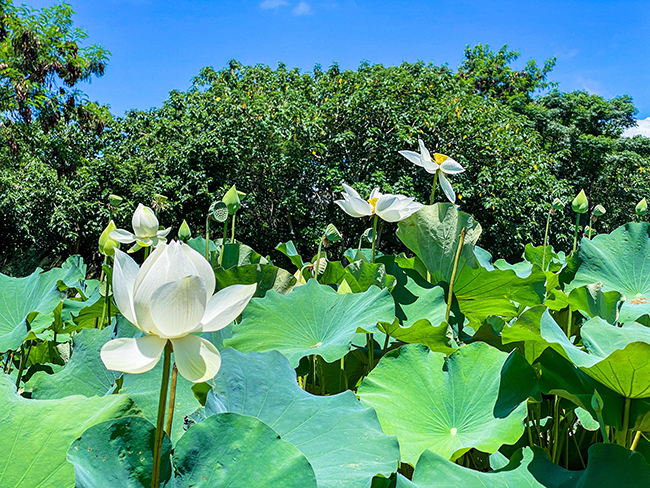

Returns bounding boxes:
[209,201,229,222]
[222,185,246,215]
[551,198,565,211]
[178,219,192,241]
[572,190,588,214]
[108,194,123,207]
[593,204,606,217]
[324,223,342,243]
[99,220,120,257]
[636,198,647,216]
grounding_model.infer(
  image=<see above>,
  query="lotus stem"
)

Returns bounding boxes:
[631,431,643,451]
[445,228,466,324]
[588,215,594,240]
[316,236,323,281]
[366,333,375,371]
[317,357,326,395]
[430,172,439,205]
[144,246,150,259]
[551,396,561,463]
[231,213,236,244]
[152,342,172,488]
[371,214,378,263]
[542,209,552,271]
[14,341,32,388]
[566,309,573,339]
[572,213,581,254]
[205,214,210,260]
[616,397,631,447]
[165,363,178,436]
[339,356,347,391]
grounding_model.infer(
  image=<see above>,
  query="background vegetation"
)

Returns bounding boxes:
[1,0,649,275]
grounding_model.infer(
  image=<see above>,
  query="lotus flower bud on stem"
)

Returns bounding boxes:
[572,190,588,214]
[99,220,120,257]
[108,194,123,207]
[178,219,191,241]
[636,198,647,216]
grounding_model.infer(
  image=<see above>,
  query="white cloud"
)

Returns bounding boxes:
[623,117,650,138]
[293,1,313,15]
[575,76,604,96]
[260,0,289,9]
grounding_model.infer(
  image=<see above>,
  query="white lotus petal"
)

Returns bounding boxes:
[158,227,172,238]
[420,159,440,174]
[398,150,424,167]
[100,336,167,374]
[150,275,207,338]
[112,249,140,328]
[109,229,136,244]
[377,195,424,222]
[171,335,222,383]
[418,139,431,162]
[200,283,257,332]
[341,183,362,200]
[439,172,456,203]
[336,198,373,218]
[182,243,216,299]
[369,188,382,200]
[134,242,198,336]
[136,238,153,247]
[132,203,159,238]
[374,194,400,216]
[440,158,465,174]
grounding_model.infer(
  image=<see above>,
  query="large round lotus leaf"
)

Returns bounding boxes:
[567,222,650,322]
[29,327,119,399]
[224,279,395,367]
[214,263,296,297]
[357,342,533,465]
[173,413,317,488]
[396,203,482,285]
[396,443,650,488]
[0,374,140,487]
[205,349,399,488]
[0,260,85,352]
[67,416,172,488]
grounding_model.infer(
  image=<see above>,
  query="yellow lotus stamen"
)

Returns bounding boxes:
[368,197,379,213]
[434,153,449,164]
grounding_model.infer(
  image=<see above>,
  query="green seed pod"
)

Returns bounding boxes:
[108,194,123,207]
[551,198,565,211]
[99,220,120,257]
[324,223,342,243]
[222,185,246,215]
[209,201,229,222]
[636,198,647,216]
[178,219,192,241]
[572,190,589,214]
[592,204,606,217]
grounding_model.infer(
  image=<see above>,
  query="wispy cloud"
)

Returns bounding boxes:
[260,0,289,9]
[292,2,313,15]
[623,117,650,138]
[576,76,604,95]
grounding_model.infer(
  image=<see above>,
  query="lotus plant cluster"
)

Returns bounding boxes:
[3,141,650,488]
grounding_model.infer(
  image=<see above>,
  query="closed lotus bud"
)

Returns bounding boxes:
[108,194,123,207]
[552,198,565,211]
[99,220,120,257]
[636,198,647,216]
[222,185,246,215]
[593,204,606,217]
[591,389,604,413]
[572,190,588,214]
[324,223,342,243]
[178,219,192,241]
[132,203,160,238]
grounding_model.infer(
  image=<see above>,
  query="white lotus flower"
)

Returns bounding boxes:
[399,139,465,203]
[100,241,256,383]
[335,184,424,222]
[110,203,172,250]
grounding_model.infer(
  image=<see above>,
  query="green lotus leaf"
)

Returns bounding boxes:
[568,282,621,324]
[173,413,317,488]
[357,342,534,464]
[567,222,650,322]
[29,327,119,399]
[340,261,395,292]
[276,240,306,270]
[205,349,399,488]
[397,444,650,488]
[0,374,140,487]
[215,263,296,297]
[224,279,395,367]
[67,416,172,488]
[396,203,482,285]
[0,258,85,352]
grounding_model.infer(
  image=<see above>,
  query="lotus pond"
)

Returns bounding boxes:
[2,180,650,487]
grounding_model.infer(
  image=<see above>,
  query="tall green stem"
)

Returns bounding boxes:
[231,213,236,244]
[205,214,210,260]
[542,209,552,271]
[445,228,466,323]
[151,343,172,488]
[15,341,32,388]
[430,172,439,205]
[165,364,178,436]
[316,236,323,281]
[371,214,378,263]
[572,213,581,254]
[616,397,631,447]
[366,333,375,371]
[588,215,594,240]
[143,246,150,260]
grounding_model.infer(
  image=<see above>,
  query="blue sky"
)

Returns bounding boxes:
[26,0,650,127]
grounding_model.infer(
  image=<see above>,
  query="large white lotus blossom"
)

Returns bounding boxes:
[399,139,465,203]
[101,241,256,383]
[335,184,424,222]
[110,203,172,250]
